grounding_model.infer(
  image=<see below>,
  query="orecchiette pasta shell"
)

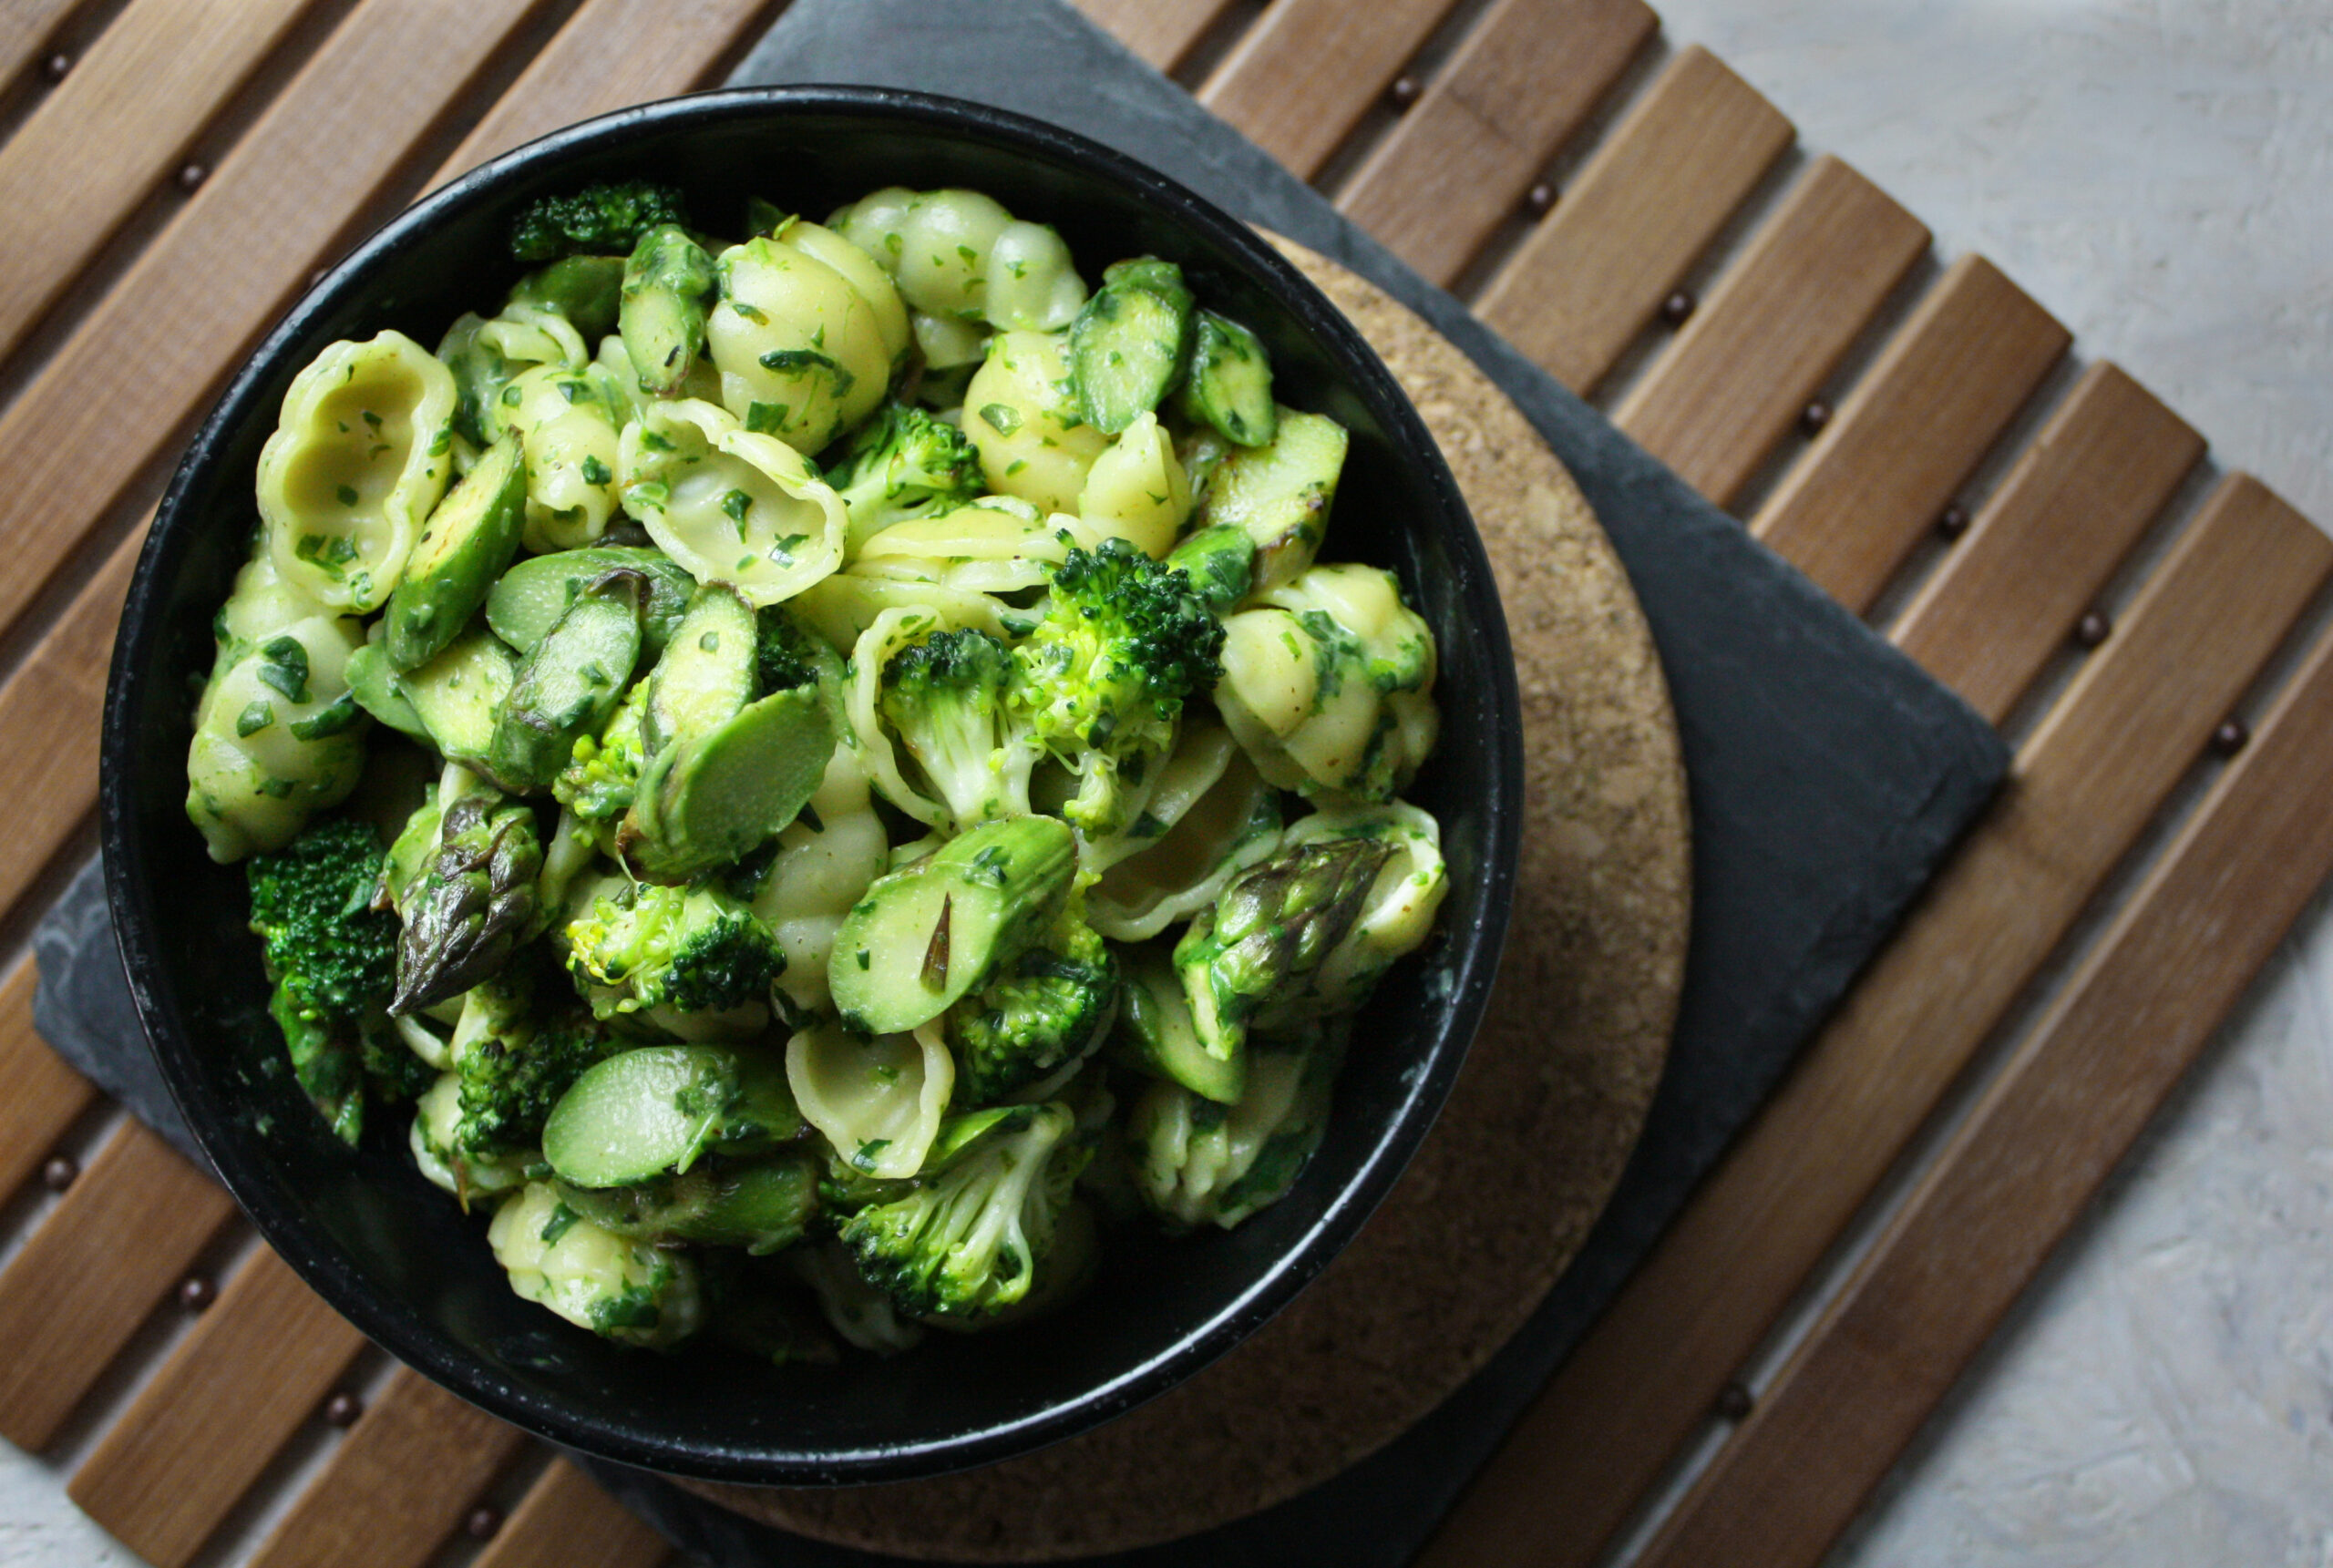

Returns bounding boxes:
[1090,747,1285,941]
[961,331,1108,514]
[1078,411,1191,559]
[707,235,890,454]
[259,331,457,613]
[755,749,891,1017]
[785,220,911,364]
[787,571,1014,651]
[786,1021,954,1181]
[499,364,625,551]
[986,220,1089,332]
[618,399,847,608]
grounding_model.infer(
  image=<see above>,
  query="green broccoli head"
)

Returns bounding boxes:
[455,976,622,1161]
[246,815,401,1143]
[1012,538,1226,835]
[555,676,652,825]
[839,1102,1085,1319]
[754,604,832,696]
[565,881,784,1020]
[823,401,983,547]
[509,180,690,264]
[947,908,1118,1104]
[879,626,1037,830]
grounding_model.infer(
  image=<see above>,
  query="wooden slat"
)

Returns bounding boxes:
[1334,0,1656,286]
[1475,46,1793,395]
[249,1367,531,1568]
[1639,477,2333,1568]
[0,1120,234,1456]
[0,1120,236,1451]
[0,0,548,658]
[0,0,314,364]
[1615,154,1930,507]
[0,961,97,1200]
[1417,472,2333,1568]
[437,0,774,182]
[0,530,137,925]
[0,0,77,87]
[475,1459,673,1568]
[1074,0,1238,72]
[1752,255,2071,612]
[1196,0,1461,179]
[70,1245,368,1568]
[1893,363,2205,723]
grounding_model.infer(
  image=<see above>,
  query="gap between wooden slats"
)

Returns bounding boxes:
[1614,153,1928,507]
[1752,255,2070,612]
[1333,0,1655,287]
[0,0,79,87]
[0,0,315,365]
[70,1245,367,1568]
[0,0,552,662]
[1637,477,2333,1568]
[0,1118,235,1451]
[245,1366,529,1568]
[1475,46,1792,395]
[438,0,781,182]
[476,1459,673,1568]
[1893,363,2204,724]
[1196,0,1461,179]
[0,960,95,1199]
[1416,470,2333,1568]
[1071,0,1236,72]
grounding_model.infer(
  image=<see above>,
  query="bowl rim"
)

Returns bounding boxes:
[100,82,1524,1484]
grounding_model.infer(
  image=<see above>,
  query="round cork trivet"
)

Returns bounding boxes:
[683,241,1691,1560]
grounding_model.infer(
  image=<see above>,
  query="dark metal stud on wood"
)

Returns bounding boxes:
[1525,180,1557,217]
[1389,72,1423,109]
[1938,501,1971,538]
[465,1504,505,1541]
[39,1155,76,1192]
[176,1274,215,1312]
[1800,399,1833,436]
[41,54,72,82]
[1660,289,1696,326]
[322,1391,363,1428]
[2075,609,2113,649]
[2211,719,2250,757]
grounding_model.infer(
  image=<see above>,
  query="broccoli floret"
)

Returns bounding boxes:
[823,401,983,550]
[754,604,830,695]
[1012,538,1225,836]
[565,882,784,1021]
[840,1102,1084,1319]
[947,907,1118,1104]
[878,627,1038,830]
[509,180,690,264]
[454,979,622,1161]
[555,675,652,825]
[246,815,400,1143]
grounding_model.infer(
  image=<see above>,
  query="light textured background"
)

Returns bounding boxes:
[5,3,2332,1565]
[1641,2,2333,1565]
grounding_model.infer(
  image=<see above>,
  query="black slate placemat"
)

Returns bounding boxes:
[36,2,2008,1563]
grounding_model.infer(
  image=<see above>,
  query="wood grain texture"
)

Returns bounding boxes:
[437,0,775,182]
[0,0,78,87]
[1616,153,1930,507]
[476,1460,673,1568]
[0,0,544,657]
[0,961,96,1201]
[248,1366,530,1568]
[0,1120,235,1452]
[0,530,138,925]
[1334,0,1656,285]
[1639,483,2333,1568]
[1894,362,2205,723]
[1196,0,1461,179]
[70,1245,368,1568]
[1417,471,2333,1568]
[1072,0,1237,71]
[0,0,313,364]
[1752,255,2070,612]
[1475,46,1793,395]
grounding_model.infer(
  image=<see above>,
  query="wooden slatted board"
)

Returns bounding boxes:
[0,3,2324,1567]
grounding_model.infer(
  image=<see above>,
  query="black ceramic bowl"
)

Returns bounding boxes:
[101,87,1521,1485]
